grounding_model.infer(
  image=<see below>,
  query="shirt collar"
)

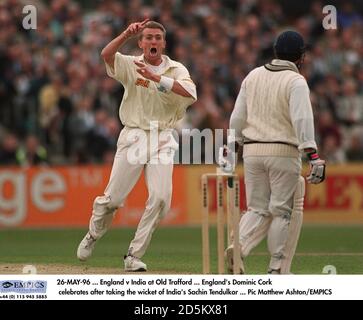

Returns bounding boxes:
[138,54,179,73]
[267,59,299,73]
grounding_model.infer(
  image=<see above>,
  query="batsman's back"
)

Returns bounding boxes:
[242,65,306,146]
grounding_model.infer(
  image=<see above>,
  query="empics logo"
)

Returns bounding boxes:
[2,282,13,289]
[0,280,47,293]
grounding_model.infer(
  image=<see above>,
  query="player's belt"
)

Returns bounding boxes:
[243,142,300,157]
[244,141,298,149]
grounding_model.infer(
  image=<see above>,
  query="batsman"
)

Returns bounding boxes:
[221,30,326,274]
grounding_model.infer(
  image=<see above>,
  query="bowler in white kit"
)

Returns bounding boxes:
[77,19,197,271]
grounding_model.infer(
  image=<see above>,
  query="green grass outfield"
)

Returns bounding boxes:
[0,225,362,274]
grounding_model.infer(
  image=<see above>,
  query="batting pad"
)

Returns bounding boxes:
[280,176,305,274]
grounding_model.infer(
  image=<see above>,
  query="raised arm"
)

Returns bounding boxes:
[101,19,149,69]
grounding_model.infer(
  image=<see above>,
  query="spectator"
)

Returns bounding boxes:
[16,134,48,166]
[316,110,342,148]
[0,133,19,165]
[321,134,346,164]
[336,79,363,127]
[1,0,363,164]
[346,133,363,162]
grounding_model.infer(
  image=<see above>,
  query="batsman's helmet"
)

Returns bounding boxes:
[274,30,306,62]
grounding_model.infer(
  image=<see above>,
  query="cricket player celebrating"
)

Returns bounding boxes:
[77,19,197,271]
[222,30,325,274]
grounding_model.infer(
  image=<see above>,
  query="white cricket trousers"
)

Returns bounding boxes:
[88,126,178,258]
[240,150,301,271]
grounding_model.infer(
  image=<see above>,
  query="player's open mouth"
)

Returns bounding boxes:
[150,47,157,56]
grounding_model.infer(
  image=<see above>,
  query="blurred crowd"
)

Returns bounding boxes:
[1,0,363,166]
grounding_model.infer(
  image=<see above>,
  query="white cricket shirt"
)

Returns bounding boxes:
[105,53,197,130]
[230,59,317,151]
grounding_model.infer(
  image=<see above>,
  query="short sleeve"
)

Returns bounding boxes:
[104,52,134,84]
[174,64,197,101]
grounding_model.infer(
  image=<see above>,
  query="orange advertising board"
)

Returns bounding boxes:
[186,164,363,224]
[1,164,363,227]
[303,165,363,223]
[0,165,187,227]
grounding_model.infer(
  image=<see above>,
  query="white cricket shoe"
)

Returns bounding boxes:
[268,268,281,274]
[124,255,147,272]
[225,245,245,274]
[77,232,97,261]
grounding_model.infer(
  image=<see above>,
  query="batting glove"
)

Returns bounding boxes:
[306,151,326,184]
[218,145,236,174]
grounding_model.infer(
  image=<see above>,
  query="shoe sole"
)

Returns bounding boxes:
[77,245,93,262]
[77,233,96,262]
[77,249,87,262]
[77,256,87,262]
[225,247,244,274]
[124,267,147,272]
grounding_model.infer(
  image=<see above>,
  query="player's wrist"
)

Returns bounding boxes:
[158,76,174,92]
[305,149,320,161]
[121,30,130,39]
[151,74,160,82]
